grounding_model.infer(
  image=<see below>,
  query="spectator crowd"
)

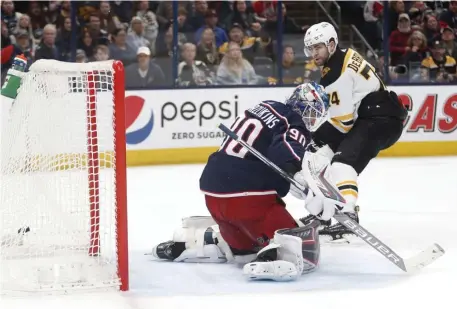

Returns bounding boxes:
[364,0,457,83]
[2,1,457,88]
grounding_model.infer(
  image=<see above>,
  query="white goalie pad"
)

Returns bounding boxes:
[174,244,227,263]
[171,216,235,263]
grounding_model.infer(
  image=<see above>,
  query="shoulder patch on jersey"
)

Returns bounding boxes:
[320,48,349,87]
[322,67,330,77]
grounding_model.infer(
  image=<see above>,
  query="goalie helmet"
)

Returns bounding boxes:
[285,82,329,132]
[304,22,339,57]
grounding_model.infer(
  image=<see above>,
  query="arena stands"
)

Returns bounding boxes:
[1,0,457,87]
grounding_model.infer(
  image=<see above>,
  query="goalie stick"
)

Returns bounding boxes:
[218,123,445,273]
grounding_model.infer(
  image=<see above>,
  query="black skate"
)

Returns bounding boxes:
[320,209,359,244]
[299,214,331,230]
[151,241,186,261]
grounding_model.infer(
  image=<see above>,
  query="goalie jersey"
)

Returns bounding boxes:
[200,101,310,198]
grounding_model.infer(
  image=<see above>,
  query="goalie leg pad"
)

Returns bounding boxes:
[243,220,320,281]
[174,244,227,263]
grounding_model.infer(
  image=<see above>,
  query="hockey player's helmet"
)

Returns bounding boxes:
[304,22,338,57]
[286,82,329,132]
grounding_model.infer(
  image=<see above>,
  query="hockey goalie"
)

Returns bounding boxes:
[152,82,328,282]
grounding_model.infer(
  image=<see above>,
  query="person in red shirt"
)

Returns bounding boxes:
[389,13,412,66]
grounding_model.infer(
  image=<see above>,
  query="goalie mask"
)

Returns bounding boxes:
[285,82,329,132]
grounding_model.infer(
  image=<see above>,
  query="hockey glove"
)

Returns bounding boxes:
[289,171,311,200]
[305,195,343,221]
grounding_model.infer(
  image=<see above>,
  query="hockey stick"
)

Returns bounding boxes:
[218,123,445,273]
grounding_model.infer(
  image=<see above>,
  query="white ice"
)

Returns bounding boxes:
[2,156,456,309]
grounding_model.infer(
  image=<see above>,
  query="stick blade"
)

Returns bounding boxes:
[404,243,445,273]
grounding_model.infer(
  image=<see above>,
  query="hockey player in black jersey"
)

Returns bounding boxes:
[301,22,408,242]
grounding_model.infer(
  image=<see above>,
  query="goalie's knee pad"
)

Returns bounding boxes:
[243,220,320,281]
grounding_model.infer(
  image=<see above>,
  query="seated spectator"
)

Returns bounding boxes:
[99,1,123,34]
[303,59,321,83]
[388,1,405,36]
[79,28,96,60]
[75,49,87,63]
[28,1,47,32]
[423,14,441,44]
[55,17,72,61]
[92,44,110,62]
[223,1,261,37]
[421,40,456,83]
[74,1,98,26]
[408,7,424,28]
[34,24,58,60]
[125,46,166,88]
[2,1,21,34]
[216,41,257,85]
[154,30,173,84]
[389,13,412,65]
[45,1,61,26]
[87,13,109,46]
[403,30,429,67]
[109,28,137,66]
[187,1,209,31]
[12,14,34,54]
[439,1,457,31]
[441,26,457,59]
[127,16,153,52]
[155,1,192,29]
[196,27,220,71]
[11,30,33,65]
[268,45,303,85]
[1,30,32,81]
[219,23,272,64]
[178,43,214,86]
[56,1,71,29]
[110,1,134,24]
[251,0,277,23]
[1,21,12,49]
[176,7,193,42]
[131,3,159,54]
[155,24,187,58]
[195,9,228,48]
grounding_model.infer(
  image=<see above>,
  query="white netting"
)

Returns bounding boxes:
[0,60,125,293]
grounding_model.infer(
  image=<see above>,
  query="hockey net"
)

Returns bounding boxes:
[0,60,128,293]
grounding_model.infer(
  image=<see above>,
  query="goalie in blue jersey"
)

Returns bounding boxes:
[152,82,332,282]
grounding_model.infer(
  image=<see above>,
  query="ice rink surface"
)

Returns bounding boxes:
[2,156,457,309]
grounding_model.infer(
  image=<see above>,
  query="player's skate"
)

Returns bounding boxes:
[152,241,186,261]
[320,207,360,244]
[151,217,227,263]
[299,207,360,244]
[299,214,331,230]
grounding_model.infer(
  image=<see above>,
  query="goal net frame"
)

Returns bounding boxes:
[0,60,129,293]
